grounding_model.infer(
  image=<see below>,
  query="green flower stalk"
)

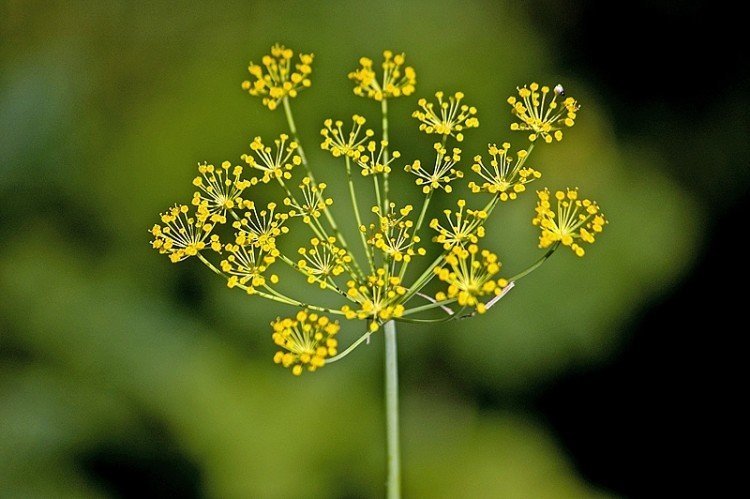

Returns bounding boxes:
[149,44,608,499]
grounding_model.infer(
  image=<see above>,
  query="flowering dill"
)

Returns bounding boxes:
[412,91,479,142]
[404,143,463,193]
[242,134,301,183]
[342,268,407,331]
[242,44,313,111]
[356,140,401,176]
[349,50,416,101]
[221,241,279,293]
[435,244,508,314]
[191,161,255,220]
[320,115,373,159]
[150,45,611,497]
[232,201,288,252]
[532,188,607,256]
[364,203,426,263]
[150,43,607,377]
[429,200,487,250]
[151,204,220,263]
[283,177,333,224]
[508,82,579,143]
[297,236,352,288]
[272,310,339,375]
[469,143,540,200]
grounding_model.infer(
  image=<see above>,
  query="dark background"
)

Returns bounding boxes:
[1,0,746,497]
[531,1,747,495]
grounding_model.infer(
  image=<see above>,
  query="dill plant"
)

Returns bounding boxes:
[150,44,607,498]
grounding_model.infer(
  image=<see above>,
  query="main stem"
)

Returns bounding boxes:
[384,320,401,499]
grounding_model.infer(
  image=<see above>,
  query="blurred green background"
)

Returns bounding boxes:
[1,0,745,497]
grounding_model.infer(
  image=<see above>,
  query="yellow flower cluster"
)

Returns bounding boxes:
[532,188,607,256]
[430,200,487,250]
[320,115,373,159]
[151,42,608,374]
[364,204,426,263]
[241,44,313,110]
[349,50,416,101]
[342,268,407,331]
[221,242,279,294]
[272,310,339,375]
[232,201,288,253]
[469,143,540,200]
[508,83,579,143]
[298,236,352,288]
[242,134,302,183]
[412,91,479,142]
[404,143,463,193]
[283,177,333,224]
[151,204,220,262]
[357,140,400,176]
[191,161,255,220]
[435,244,508,314]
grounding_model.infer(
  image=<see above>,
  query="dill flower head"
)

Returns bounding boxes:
[242,134,302,183]
[191,161,255,220]
[150,44,607,381]
[508,83,579,143]
[532,188,607,257]
[297,236,353,288]
[349,50,416,101]
[342,268,407,331]
[404,143,463,193]
[272,310,339,375]
[429,199,487,250]
[435,244,508,314]
[221,240,279,293]
[469,143,541,200]
[241,44,314,110]
[356,140,401,176]
[151,204,220,262]
[284,177,333,223]
[365,204,426,263]
[412,91,479,142]
[320,115,374,160]
[232,201,288,252]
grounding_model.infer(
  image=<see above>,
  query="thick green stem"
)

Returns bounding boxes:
[384,320,400,499]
